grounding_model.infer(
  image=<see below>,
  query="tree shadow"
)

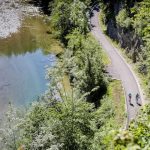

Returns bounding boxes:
[87,85,107,108]
[93,6,100,12]
[28,0,52,14]
[90,12,94,17]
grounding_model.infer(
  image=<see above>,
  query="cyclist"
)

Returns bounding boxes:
[128,93,132,104]
[136,93,140,104]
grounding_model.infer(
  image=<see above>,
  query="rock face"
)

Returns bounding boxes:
[103,1,142,61]
[0,0,40,39]
[107,20,142,53]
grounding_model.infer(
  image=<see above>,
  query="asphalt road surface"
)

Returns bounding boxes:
[91,10,143,127]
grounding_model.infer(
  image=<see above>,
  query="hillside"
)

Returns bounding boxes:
[0,0,149,149]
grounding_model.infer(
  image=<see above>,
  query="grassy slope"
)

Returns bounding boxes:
[93,80,125,149]
[107,80,125,127]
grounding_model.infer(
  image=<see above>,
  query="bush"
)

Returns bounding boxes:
[116,9,132,28]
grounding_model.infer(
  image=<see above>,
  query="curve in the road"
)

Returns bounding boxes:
[91,9,144,128]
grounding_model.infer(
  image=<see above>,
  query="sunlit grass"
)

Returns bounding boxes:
[99,11,107,33]
[101,49,111,65]
[61,75,72,97]
[107,80,125,127]
[89,33,111,65]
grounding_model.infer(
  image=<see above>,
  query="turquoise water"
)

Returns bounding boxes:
[0,49,55,113]
[0,17,58,114]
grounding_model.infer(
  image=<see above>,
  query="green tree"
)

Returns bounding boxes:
[0,103,24,150]
[51,1,71,40]
[116,9,131,29]
[19,94,96,149]
[113,105,150,149]
[69,0,89,34]
[66,35,107,105]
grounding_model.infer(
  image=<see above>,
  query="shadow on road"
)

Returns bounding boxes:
[130,103,134,107]
[137,103,141,106]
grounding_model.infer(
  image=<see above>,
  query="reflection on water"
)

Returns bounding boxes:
[0,16,60,114]
[0,28,36,57]
[0,51,56,113]
[0,16,62,56]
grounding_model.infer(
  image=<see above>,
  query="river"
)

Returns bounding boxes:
[0,16,62,115]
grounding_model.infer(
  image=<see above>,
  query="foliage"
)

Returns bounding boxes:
[72,36,107,102]
[21,95,96,150]
[64,31,108,105]
[0,80,125,150]
[66,29,85,53]
[131,0,150,89]
[51,0,89,41]
[91,80,125,150]
[0,103,24,150]
[131,0,150,38]
[113,105,150,149]
[51,1,71,39]
[70,0,89,34]
[1,0,147,149]
[116,9,132,29]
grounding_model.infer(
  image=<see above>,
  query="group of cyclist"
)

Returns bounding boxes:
[128,93,140,105]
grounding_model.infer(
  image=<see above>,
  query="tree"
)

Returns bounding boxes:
[69,0,89,34]
[113,105,150,149]
[51,1,71,40]
[18,93,96,149]
[67,35,107,105]
[0,103,24,150]
[116,9,131,29]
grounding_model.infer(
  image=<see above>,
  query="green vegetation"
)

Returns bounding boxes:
[116,9,132,29]
[99,11,107,33]
[91,80,125,150]
[0,80,125,150]
[107,80,125,125]
[0,0,149,149]
[113,104,150,149]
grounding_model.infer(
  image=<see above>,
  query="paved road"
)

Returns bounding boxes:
[91,10,143,126]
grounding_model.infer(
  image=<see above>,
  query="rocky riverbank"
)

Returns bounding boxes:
[0,0,39,38]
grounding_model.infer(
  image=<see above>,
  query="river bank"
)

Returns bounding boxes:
[0,0,39,38]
